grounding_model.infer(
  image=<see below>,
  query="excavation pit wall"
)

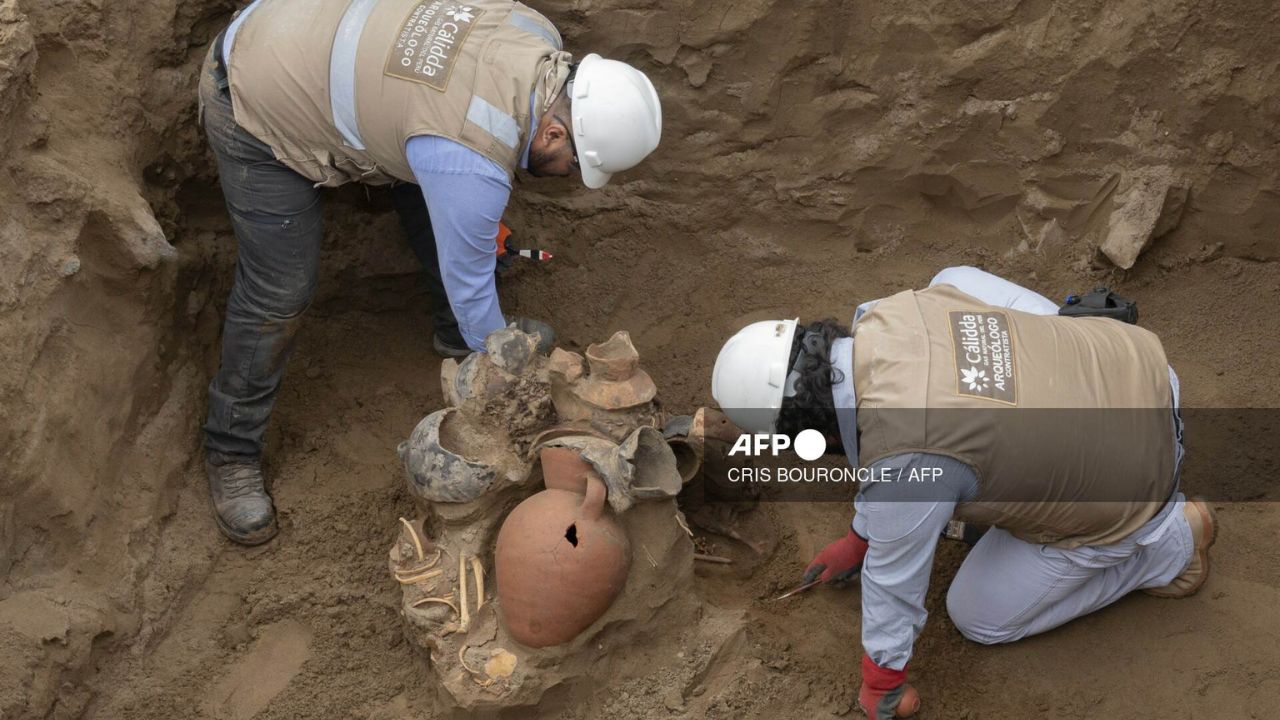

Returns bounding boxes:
[1,0,1278,717]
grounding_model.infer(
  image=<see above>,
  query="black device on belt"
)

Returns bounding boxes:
[1059,287,1139,324]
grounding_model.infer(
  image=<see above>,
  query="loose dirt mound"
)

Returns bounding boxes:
[1,0,1277,718]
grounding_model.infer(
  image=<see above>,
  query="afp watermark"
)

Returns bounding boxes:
[728,428,829,461]
[724,428,944,485]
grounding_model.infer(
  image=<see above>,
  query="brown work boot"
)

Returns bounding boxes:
[206,457,278,546]
[1145,499,1216,599]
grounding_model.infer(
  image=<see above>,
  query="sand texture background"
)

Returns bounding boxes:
[1,0,1277,717]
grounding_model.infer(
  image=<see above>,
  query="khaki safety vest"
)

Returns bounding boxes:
[853,284,1176,548]
[226,0,571,187]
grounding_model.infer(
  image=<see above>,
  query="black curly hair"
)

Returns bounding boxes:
[774,319,852,445]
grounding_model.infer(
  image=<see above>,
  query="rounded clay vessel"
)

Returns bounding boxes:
[495,447,631,647]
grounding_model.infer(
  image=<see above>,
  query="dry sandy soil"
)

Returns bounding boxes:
[1,0,1278,718]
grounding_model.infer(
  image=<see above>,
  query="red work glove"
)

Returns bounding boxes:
[859,654,920,719]
[802,529,869,585]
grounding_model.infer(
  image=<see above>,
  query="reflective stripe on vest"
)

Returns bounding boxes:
[223,0,265,66]
[330,0,380,150]
[507,11,561,49]
[331,0,530,153]
[466,95,520,149]
[225,0,565,185]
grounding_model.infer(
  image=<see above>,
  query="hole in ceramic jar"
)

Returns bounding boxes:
[565,523,579,547]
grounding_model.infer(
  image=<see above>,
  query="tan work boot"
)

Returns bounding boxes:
[1145,499,1216,599]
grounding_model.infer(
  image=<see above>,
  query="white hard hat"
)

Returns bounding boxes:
[711,319,799,433]
[569,54,662,189]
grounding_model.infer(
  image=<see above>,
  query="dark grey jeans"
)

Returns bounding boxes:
[199,46,460,462]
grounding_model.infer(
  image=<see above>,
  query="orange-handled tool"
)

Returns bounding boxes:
[495,221,553,262]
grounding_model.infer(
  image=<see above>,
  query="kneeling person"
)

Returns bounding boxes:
[711,266,1213,719]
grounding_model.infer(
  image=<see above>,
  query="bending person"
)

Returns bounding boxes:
[200,0,662,545]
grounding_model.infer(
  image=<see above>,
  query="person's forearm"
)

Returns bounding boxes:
[444,269,506,352]
[858,498,953,669]
[407,136,513,352]
[855,454,971,669]
[425,206,505,352]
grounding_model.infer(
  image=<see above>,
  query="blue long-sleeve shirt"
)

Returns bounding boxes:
[405,86,542,353]
[404,136,513,351]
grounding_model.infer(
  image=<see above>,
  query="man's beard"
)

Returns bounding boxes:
[526,146,559,177]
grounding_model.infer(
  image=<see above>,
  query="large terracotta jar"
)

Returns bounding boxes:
[495,446,631,648]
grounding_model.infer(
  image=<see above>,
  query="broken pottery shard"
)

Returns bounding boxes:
[1100,167,1188,269]
[547,348,586,384]
[618,426,683,501]
[663,407,742,484]
[541,427,681,515]
[446,353,485,406]
[399,409,496,503]
[484,327,537,375]
[440,359,461,406]
[398,408,524,503]
[573,331,657,410]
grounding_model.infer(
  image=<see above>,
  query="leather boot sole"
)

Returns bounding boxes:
[214,510,279,546]
[1145,498,1216,599]
[432,334,471,359]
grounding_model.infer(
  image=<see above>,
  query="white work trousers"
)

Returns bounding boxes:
[944,493,1193,644]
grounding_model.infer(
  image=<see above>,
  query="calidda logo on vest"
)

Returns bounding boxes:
[386,1,485,92]
[948,309,1018,404]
